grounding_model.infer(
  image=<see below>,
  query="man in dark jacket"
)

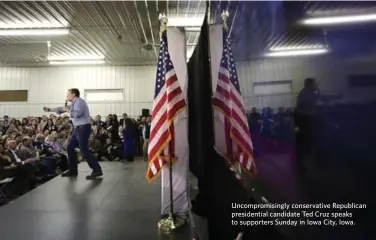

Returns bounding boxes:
[142,115,151,161]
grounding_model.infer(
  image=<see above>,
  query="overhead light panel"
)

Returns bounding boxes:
[266,48,328,57]
[0,28,70,36]
[270,45,325,51]
[0,21,68,29]
[48,55,105,61]
[302,14,376,25]
[185,27,201,32]
[167,16,204,27]
[49,60,105,65]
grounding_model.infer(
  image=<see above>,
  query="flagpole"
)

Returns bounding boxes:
[157,13,185,233]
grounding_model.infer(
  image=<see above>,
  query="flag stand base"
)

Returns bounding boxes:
[158,213,186,233]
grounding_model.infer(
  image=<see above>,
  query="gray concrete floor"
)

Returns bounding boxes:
[0,160,193,240]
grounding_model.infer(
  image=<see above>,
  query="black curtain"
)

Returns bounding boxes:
[187,10,213,180]
[187,5,285,240]
[187,7,250,239]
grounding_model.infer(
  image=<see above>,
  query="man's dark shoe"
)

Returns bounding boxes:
[86,171,103,180]
[61,170,78,177]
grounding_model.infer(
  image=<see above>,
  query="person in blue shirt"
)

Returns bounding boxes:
[43,88,103,179]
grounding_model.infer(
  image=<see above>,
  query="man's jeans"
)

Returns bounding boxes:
[67,124,102,172]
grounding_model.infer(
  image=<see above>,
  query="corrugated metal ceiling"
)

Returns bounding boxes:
[2,1,376,66]
[0,1,206,67]
[218,1,376,61]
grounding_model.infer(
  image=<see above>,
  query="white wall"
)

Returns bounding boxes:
[2,54,376,118]
[0,66,156,118]
[237,55,376,110]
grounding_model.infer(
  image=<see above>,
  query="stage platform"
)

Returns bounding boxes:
[0,161,193,240]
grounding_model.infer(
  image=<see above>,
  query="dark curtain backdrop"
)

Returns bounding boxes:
[187,8,253,239]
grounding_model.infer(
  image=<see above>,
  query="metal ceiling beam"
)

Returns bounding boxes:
[144,0,158,58]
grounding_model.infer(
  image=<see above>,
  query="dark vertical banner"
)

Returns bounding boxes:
[187,6,213,179]
[187,5,250,240]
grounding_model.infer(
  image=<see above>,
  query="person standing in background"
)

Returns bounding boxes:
[119,113,128,129]
[142,115,151,161]
[296,78,341,167]
[122,118,136,162]
[43,88,103,179]
[110,114,120,144]
[137,116,145,156]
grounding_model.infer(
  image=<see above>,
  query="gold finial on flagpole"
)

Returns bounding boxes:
[159,13,168,33]
[221,10,230,31]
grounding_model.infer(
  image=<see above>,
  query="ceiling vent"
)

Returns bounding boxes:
[141,43,155,52]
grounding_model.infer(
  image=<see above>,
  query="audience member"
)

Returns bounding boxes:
[122,118,136,162]
[142,115,151,161]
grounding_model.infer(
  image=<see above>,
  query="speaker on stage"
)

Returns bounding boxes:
[142,109,150,117]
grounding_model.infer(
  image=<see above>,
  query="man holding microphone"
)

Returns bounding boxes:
[43,88,103,179]
[296,78,341,168]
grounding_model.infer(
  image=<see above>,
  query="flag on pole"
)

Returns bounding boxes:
[212,30,257,177]
[146,27,186,182]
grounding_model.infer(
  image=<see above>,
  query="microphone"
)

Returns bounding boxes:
[65,100,68,107]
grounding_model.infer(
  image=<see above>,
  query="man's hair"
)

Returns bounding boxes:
[22,137,30,144]
[304,78,316,88]
[46,134,56,141]
[69,88,80,98]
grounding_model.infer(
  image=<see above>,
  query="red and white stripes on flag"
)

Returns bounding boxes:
[146,29,186,183]
[212,31,257,179]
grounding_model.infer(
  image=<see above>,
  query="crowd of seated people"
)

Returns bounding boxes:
[247,106,296,143]
[0,113,151,205]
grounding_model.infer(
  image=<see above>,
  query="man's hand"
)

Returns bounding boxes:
[63,106,69,112]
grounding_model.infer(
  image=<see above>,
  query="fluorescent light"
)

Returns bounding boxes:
[185,27,201,32]
[302,14,376,25]
[270,45,325,51]
[0,28,70,36]
[266,49,328,57]
[0,22,67,28]
[167,16,204,27]
[49,60,105,65]
[48,55,105,61]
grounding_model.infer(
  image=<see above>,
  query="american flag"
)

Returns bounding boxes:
[212,32,257,176]
[146,28,186,183]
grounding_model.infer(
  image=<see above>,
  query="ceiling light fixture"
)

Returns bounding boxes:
[49,60,105,65]
[270,45,325,51]
[185,27,201,32]
[0,28,70,36]
[302,14,376,25]
[266,49,328,57]
[0,21,68,29]
[48,55,105,61]
[167,16,204,27]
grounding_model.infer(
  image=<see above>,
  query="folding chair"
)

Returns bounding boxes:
[0,177,14,203]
